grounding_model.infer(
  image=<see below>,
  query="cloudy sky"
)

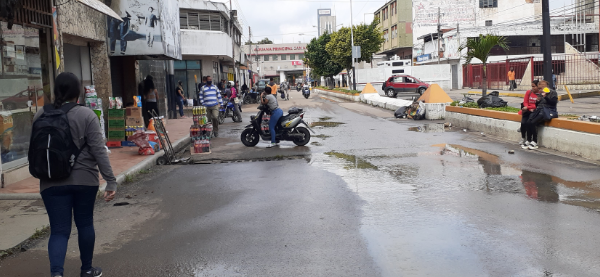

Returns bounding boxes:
[213,0,575,44]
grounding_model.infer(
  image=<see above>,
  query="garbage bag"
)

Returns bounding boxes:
[477,94,508,108]
[394,106,408,118]
[459,96,475,105]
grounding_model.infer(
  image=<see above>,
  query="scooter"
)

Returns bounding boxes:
[302,86,310,99]
[219,98,242,123]
[240,105,314,147]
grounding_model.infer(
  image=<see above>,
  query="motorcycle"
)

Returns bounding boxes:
[302,86,310,99]
[296,84,301,91]
[244,92,259,104]
[240,105,313,147]
[219,98,242,123]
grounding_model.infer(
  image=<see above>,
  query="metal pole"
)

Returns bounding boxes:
[230,0,235,83]
[542,0,553,87]
[437,7,441,64]
[350,0,356,90]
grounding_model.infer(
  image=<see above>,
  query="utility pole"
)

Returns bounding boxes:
[350,0,356,90]
[437,7,441,64]
[230,0,235,83]
[541,0,553,88]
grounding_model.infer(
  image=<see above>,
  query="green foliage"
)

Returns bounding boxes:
[459,34,509,96]
[325,19,384,70]
[304,33,343,79]
[316,86,360,95]
[254,38,274,45]
[485,106,520,113]
[462,102,479,108]
[451,100,520,113]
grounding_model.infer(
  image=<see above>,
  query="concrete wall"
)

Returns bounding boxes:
[446,111,600,161]
[181,30,233,58]
[355,63,454,93]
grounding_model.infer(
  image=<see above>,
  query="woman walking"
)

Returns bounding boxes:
[33,72,117,277]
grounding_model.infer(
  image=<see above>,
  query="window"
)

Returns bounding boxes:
[281,55,286,60]
[393,76,404,83]
[298,54,304,59]
[391,25,397,39]
[485,20,493,26]
[264,55,269,61]
[180,11,227,31]
[392,62,404,66]
[273,55,279,61]
[392,69,405,74]
[383,29,389,41]
[479,0,497,8]
[290,54,295,60]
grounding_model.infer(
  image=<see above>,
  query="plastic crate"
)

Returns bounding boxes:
[423,103,449,120]
[108,119,125,129]
[121,141,137,147]
[107,130,125,139]
[107,109,125,119]
[106,141,122,147]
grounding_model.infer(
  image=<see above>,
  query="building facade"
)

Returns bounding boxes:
[244,43,307,84]
[178,0,248,96]
[375,0,414,60]
[317,9,336,37]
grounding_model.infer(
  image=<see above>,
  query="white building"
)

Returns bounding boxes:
[244,43,308,84]
[176,0,249,96]
[317,9,336,36]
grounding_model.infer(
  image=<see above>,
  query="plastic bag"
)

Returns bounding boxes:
[477,94,507,108]
[394,107,407,118]
[138,146,155,155]
[129,130,151,148]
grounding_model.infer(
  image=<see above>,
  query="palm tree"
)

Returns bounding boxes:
[459,34,509,96]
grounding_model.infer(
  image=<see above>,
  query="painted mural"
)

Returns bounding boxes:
[107,0,180,58]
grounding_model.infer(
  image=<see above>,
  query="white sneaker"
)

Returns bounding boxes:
[521,141,530,149]
[528,142,538,150]
[519,138,525,146]
[266,142,277,148]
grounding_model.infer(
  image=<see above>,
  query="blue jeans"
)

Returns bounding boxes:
[269,108,283,143]
[177,96,184,117]
[41,185,98,275]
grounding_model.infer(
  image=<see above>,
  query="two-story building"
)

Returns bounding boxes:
[244,43,308,84]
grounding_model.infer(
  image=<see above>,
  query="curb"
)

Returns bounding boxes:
[0,135,190,200]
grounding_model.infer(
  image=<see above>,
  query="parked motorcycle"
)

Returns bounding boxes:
[302,86,310,99]
[219,98,242,123]
[244,92,259,104]
[240,106,313,147]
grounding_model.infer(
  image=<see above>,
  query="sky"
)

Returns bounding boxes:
[214,0,577,44]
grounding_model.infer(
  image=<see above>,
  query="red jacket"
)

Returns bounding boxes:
[519,89,537,115]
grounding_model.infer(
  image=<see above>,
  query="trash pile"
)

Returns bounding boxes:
[477,91,508,108]
[395,101,427,120]
[577,115,600,123]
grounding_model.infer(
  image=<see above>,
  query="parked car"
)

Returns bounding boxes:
[257,79,269,93]
[381,75,429,98]
[1,88,44,110]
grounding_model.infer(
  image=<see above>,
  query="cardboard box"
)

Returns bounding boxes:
[0,112,14,134]
[126,107,143,118]
[126,116,143,126]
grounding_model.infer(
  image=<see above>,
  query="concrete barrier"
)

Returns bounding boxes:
[315,89,414,113]
[445,106,600,160]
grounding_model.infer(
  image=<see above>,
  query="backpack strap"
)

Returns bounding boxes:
[59,102,88,152]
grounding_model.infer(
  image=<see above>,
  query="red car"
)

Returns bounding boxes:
[1,88,44,110]
[382,75,429,98]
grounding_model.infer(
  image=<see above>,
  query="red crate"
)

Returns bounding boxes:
[106,141,122,148]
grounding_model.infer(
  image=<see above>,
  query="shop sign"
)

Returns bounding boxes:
[291,60,303,66]
[107,0,181,59]
[417,54,431,62]
[256,46,306,52]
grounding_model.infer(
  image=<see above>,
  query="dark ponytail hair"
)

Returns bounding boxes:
[53,72,81,109]
[143,75,155,94]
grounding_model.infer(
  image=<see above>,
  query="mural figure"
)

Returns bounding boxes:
[144,7,160,48]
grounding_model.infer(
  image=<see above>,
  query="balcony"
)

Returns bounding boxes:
[181,29,233,59]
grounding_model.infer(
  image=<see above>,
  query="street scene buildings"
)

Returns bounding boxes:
[2,0,600,276]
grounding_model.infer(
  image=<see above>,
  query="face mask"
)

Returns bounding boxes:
[207,81,212,85]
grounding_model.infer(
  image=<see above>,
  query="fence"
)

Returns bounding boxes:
[463,53,600,90]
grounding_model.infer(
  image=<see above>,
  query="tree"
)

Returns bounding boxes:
[459,34,509,96]
[325,19,384,71]
[304,32,343,89]
[256,37,274,45]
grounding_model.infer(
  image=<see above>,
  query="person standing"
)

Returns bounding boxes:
[230,82,242,122]
[261,87,283,148]
[199,76,224,137]
[145,7,159,48]
[33,72,117,277]
[143,75,159,127]
[176,81,187,119]
[267,78,278,95]
[507,67,516,91]
[519,80,539,149]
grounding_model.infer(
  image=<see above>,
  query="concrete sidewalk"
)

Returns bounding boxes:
[0,117,192,253]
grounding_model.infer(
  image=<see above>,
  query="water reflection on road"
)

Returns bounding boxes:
[310,144,600,276]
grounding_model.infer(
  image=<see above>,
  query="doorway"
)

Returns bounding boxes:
[451,64,459,90]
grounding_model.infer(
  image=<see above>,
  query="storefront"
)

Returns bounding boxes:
[0,4,54,179]
[174,60,201,99]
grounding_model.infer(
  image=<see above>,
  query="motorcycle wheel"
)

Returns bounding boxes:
[233,113,242,122]
[241,129,260,147]
[304,94,309,99]
[292,127,311,146]
[218,111,225,124]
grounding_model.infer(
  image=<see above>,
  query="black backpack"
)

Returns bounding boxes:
[28,103,86,180]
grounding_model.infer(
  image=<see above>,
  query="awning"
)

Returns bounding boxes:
[77,0,123,21]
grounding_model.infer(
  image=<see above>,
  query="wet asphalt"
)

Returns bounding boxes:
[3,91,600,276]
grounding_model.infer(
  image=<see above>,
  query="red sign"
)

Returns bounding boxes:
[256,46,306,52]
[291,61,304,66]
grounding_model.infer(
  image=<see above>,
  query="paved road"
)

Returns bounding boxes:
[2,90,600,276]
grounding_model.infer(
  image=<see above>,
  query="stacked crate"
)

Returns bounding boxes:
[107,109,125,146]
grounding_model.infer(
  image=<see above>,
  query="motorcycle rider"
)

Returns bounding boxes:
[261,87,283,148]
[229,82,242,122]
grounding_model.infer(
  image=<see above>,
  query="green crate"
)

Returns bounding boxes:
[108,119,125,129]
[107,130,125,139]
[107,109,125,119]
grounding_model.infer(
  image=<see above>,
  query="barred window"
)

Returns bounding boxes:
[479,0,497,8]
